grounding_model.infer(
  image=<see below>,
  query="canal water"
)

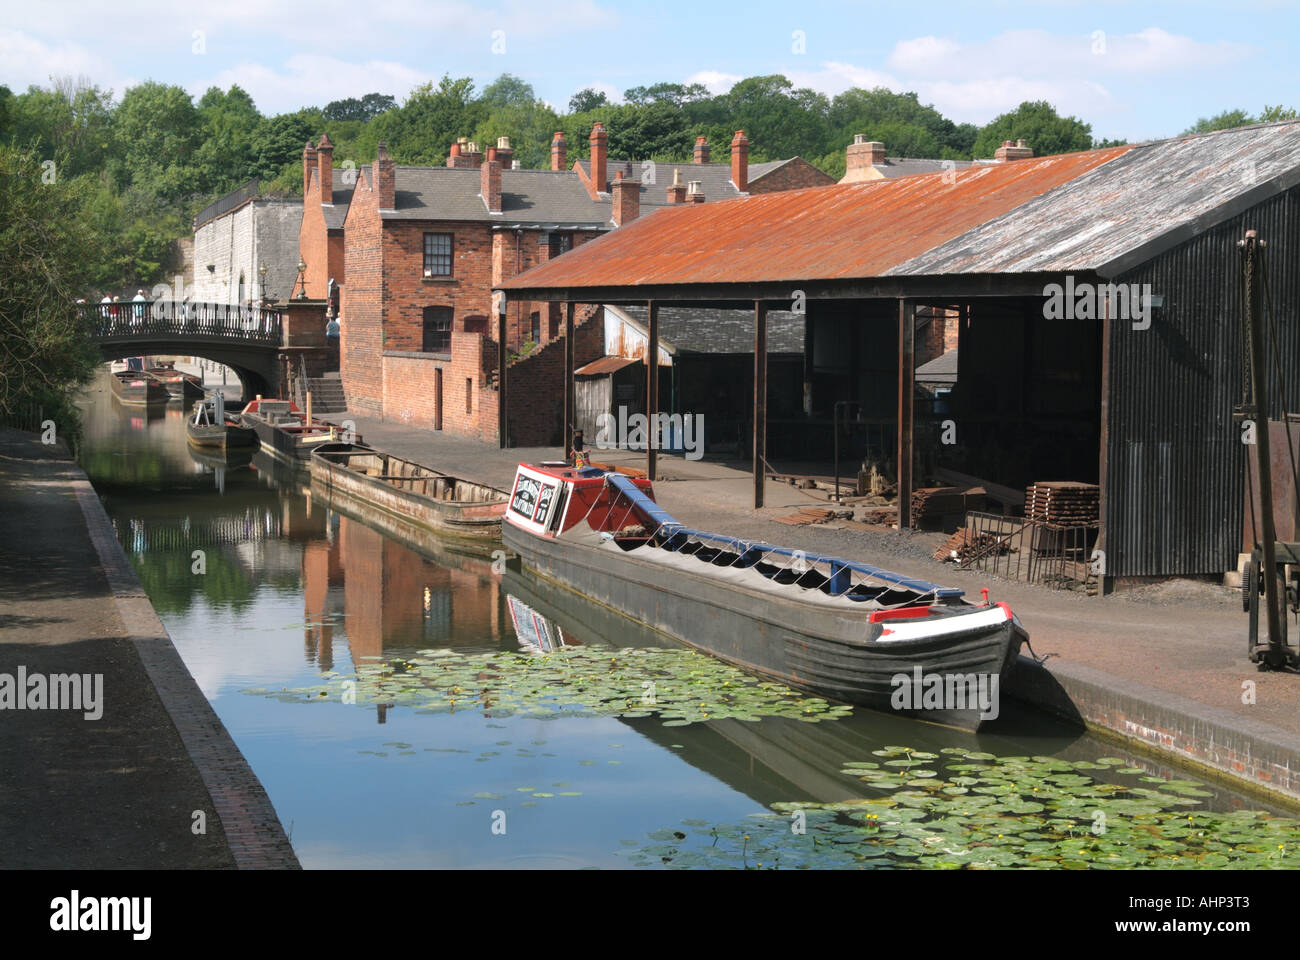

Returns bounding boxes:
[78,372,1300,869]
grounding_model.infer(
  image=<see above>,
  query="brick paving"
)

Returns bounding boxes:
[0,428,298,869]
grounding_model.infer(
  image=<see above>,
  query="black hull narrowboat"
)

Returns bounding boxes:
[239,398,359,465]
[186,398,258,450]
[501,463,1026,731]
[145,365,204,400]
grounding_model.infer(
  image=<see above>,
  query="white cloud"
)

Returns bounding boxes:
[685,70,744,95]
[886,36,960,73]
[205,55,434,114]
[0,28,128,93]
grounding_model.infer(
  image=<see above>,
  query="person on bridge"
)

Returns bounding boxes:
[132,289,146,327]
[100,295,112,320]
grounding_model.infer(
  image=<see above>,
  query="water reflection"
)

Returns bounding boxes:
[74,371,1295,868]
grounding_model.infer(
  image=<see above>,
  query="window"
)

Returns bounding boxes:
[466,378,473,414]
[423,233,453,277]
[422,306,452,353]
[529,311,540,344]
[548,232,572,258]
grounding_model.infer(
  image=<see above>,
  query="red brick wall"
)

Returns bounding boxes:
[382,331,500,443]
[747,158,836,194]
[341,169,384,415]
[505,308,604,445]
[916,306,959,366]
[382,220,496,352]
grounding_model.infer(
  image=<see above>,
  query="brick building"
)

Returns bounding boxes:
[311,124,835,446]
[193,179,301,304]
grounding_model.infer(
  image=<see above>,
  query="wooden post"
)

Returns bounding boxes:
[754,301,768,509]
[497,292,508,448]
[897,299,915,530]
[647,300,658,481]
[564,301,575,459]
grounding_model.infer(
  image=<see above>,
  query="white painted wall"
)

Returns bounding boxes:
[192,198,302,304]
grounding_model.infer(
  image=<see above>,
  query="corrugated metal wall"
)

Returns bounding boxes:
[1107,187,1300,576]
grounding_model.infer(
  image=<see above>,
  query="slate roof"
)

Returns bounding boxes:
[916,348,958,384]
[382,166,611,225]
[616,305,804,355]
[578,159,743,205]
[322,169,356,230]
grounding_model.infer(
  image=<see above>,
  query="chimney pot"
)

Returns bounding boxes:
[589,122,608,193]
[316,133,333,204]
[481,157,502,213]
[693,136,710,164]
[303,140,318,197]
[612,173,640,226]
[845,137,886,177]
[995,139,1034,162]
[551,131,568,171]
[374,142,395,209]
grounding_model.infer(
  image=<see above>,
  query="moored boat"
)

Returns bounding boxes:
[239,397,359,465]
[186,395,258,449]
[144,363,204,400]
[501,462,1028,730]
[109,369,170,405]
[311,444,507,541]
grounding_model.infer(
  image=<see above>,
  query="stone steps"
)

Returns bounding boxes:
[304,376,348,413]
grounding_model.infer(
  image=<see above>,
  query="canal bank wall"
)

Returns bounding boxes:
[0,428,298,868]
[316,411,1300,807]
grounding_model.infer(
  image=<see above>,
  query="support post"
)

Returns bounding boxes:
[647,300,658,481]
[754,301,768,509]
[496,292,508,449]
[564,301,575,459]
[897,299,915,530]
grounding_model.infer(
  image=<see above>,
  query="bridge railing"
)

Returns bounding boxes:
[81,301,283,344]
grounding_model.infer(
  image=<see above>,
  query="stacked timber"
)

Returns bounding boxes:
[910,486,968,526]
[933,528,1007,563]
[1025,481,1099,525]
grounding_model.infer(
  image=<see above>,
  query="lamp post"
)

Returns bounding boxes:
[295,258,308,300]
[258,261,268,302]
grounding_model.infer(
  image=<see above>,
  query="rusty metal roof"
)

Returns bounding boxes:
[574,355,640,376]
[501,145,1131,293]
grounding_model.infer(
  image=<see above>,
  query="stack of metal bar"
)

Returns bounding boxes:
[1024,482,1099,526]
[910,486,969,526]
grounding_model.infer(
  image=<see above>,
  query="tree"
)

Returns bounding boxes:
[568,88,609,113]
[9,78,116,180]
[1181,108,1255,136]
[972,101,1093,158]
[623,82,709,108]
[0,145,101,433]
[370,75,487,164]
[480,74,537,109]
[322,93,397,122]
[113,81,204,199]
[195,85,262,194]
[1259,104,1299,123]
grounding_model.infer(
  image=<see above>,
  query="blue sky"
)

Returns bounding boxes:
[2,0,1296,142]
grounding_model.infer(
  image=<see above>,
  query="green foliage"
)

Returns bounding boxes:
[0,145,100,432]
[971,100,1094,158]
[1183,105,1298,135]
[568,88,608,114]
[371,75,488,165]
[323,93,397,122]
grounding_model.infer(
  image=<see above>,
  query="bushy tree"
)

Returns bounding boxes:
[971,100,1093,158]
[0,145,101,433]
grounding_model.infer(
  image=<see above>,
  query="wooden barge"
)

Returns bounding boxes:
[239,398,360,466]
[502,462,1027,730]
[187,396,258,450]
[311,444,507,541]
[144,363,204,400]
[109,369,170,405]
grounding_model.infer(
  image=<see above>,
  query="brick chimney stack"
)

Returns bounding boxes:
[612,170,640,226]
[667,167,686,204]
[446,141,462,168]
[589,122,608,193]
[551,131,567,171]
[995,139,1034,162]
[687,180,705,203]
[693,136,710,164]
[303,140,317,197]
[316,132,333,204]
[465,140,483,168]
[495,136,514,170]
[730,130,749,192]
[374,142,395,209]
[845,134,886,177]
[481,153,502,213]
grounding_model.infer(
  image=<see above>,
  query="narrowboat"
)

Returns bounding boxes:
[239,398,360,465]
[144,363,204,400]
[109,369,170,405]
[186,395,258,450]
[311,444,507,541]
[501,462,1028,730]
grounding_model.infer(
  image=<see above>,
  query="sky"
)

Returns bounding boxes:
[2,0,1296,143]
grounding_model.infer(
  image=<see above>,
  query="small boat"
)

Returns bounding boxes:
[144,363,203,400]
[501,462,1027,730]
[109,369,170,405]
[239,398,359,465]
[311,444,507,541]
[186,396,258,450]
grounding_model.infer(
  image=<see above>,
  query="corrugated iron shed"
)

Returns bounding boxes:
[500,146,1130,293]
